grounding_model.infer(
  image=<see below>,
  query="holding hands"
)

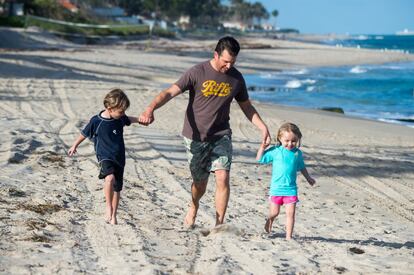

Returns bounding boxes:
[138,108,155,126]
[261,128,271,148]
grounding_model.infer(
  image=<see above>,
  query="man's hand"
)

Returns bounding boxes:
[237,100,271,147]
[262,128,271,147]
[138,108,154,126]
[138,84,182,126]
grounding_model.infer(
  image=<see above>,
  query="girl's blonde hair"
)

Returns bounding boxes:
[276,122,302,147]
[103,88,130,110]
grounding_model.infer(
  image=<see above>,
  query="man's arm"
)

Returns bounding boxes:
[238,100,271,146]
[138,84,182,126]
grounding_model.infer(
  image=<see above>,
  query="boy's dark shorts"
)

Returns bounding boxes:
[98,160,124,192]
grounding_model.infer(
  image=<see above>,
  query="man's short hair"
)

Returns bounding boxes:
[215,36,240,57]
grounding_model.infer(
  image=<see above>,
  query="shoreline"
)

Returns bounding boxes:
[1,29,413,274]
[243,60,414,128]
[251,100,414,129]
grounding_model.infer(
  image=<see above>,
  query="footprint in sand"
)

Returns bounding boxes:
[334,266,348,274]
[200,224,244,237]
[349,247,365,254]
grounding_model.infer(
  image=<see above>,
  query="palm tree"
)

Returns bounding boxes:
[271,9,278,29]
[251,2,269,26]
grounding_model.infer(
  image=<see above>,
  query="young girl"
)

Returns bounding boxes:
[256,122,315,240]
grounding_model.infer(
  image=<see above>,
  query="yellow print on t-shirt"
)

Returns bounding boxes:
[201,80,232,97]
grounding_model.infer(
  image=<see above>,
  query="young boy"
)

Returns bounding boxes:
[68,88,139,225]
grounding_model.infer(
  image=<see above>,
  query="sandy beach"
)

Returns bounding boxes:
[1,28,414,274]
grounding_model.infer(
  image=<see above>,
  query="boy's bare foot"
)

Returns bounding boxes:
[110,216,117,225]
[184,205,197,228]
[105,208,112,223]
[264,218,272,233]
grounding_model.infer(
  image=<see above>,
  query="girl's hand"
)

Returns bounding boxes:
[256,142,269,161]
[307,177,316,186]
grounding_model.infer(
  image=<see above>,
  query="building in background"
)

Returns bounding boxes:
[2,0,24,16]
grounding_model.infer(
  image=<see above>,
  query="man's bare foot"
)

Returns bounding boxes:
[286,236,293,240]
[110,216,117,225]
[264,218,272,233]
[184,205,197,228]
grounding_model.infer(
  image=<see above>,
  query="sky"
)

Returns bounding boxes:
[257,0,414,34]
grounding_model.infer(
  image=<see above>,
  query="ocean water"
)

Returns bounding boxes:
[245,62,414,127]
[323,34,414,54]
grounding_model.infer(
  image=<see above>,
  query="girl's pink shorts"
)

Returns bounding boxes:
[269,196,298,205]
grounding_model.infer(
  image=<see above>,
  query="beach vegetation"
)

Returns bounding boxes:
[22,0,95,24]
[1,0,280,37]
[8,188,27,197]
[25,219,55,230]
[19,202,63,215]
[278,28,300,34]
[0,16,26,27]
[30,0,60,18]
[27,232,52,243]
[38,151,67,168]
[225,0,269,26]
[24,15,151,36]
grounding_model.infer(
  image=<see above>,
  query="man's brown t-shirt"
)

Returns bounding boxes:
[175,61,249,142]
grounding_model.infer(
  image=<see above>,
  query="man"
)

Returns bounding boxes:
[139,36,270,227]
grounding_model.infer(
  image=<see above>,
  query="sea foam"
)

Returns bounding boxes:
[350,66,367,74]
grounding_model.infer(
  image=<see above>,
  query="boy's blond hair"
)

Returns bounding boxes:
[103,88,130,111]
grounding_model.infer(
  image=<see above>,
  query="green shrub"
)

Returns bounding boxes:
[152,26,176,38]
[0,16,25,27]
[25,16,160,37]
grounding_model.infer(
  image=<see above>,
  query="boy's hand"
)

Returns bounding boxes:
[68,146,77,157]
[68,135,85,157]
